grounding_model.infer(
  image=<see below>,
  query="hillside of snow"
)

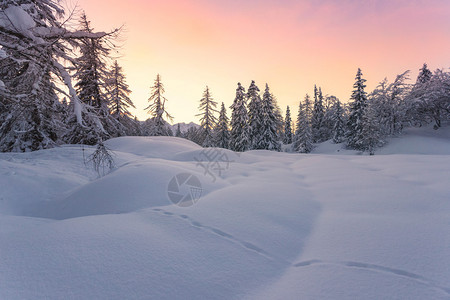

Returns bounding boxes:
[0,126,449,299]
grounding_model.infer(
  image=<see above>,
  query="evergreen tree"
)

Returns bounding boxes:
[107,60,135,136]
[312,85,325,142]
[175,124,182,137]
[331,100,346,143]
[196,86,218,147]
[247,80,264,149]
[283,105,293,144]
[65,13,119,144]
[184,126,203,145]
[293,95,313,153]
[74,14,109,109]
[416,63,433,84]
[413,69,450,129]
[272,95,284,141]
[214,102,230,149]
[360,103,383,155]
[322,95,339,141]
[0,1,117,151]
[130,116,142,136]
[73,13,120,138]
[370,71,410,136]
[145,74,173,136]
[229,83,249,152]
[346,68,368,150]
[260,84,281,151]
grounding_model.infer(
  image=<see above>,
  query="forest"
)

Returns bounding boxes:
[1,0,449,154]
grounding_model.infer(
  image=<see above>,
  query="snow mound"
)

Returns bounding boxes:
[311,125,450,155]
[105,136,201,159]
[378,126,450,155]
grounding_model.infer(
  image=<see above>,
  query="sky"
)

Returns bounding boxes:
[74,0,450,124]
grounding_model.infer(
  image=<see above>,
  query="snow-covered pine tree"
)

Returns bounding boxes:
[65,13,120,145]
[229,82,249,152]
[370,71,410,136]
[214,102,230,149]
[416,63,433,84]
[196,86,218,147]
[130,116,142,136]
[322,95,339,141]
[413,69,450,129]
[260,84,281,151]
[311,85,325,143]
[271,94,284,141]
[74,14,109,109]
[185,126,203,145]
[346,68,368,150]
[175,124,182,137]
[360,102,383,155]
[74,13,120,137]
[283,105,293,144]
[292,95,313,153]
[145,74,173,136]
[247,80,264,149]
[331,100,346,143]
[0,1,118,151]
[107,60,135,136]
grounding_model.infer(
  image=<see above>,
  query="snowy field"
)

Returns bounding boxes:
[0,126,449,299]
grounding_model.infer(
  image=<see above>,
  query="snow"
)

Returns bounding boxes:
[0,127,449,299]
[0,6,36,39]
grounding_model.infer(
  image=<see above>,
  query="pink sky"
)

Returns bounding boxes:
[76,0,450,123]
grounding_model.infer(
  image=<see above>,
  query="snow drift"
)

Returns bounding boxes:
[0,127,449,299]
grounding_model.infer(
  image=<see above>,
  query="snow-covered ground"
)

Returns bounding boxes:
[0,126,449,299]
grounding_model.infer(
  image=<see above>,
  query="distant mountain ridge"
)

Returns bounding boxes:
[169,122,200,133]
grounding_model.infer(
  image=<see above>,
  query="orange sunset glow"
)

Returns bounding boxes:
[76,0,450,124]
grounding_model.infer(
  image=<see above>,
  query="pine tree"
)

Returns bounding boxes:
[346,68,368,150]
[413,69,450,129]
[370,71,410,136]
[247,80,264,149]
[229,82,249,152]
[260,84,281,151]
[214,102,230,149]
[293,95,313,153]
[272,95,284,141]
[360,103,383,155]
[196,86,218,147]
[175,124,182,137]
[73,13,120,138]
[283,105,293,144]
[65,13,120,145]
[107,60,135,136]
[0,2,118,151]
[416,63,433,84]
[145,74,173,136]
[74,14,109,109]
[322,95,339,141]
[312,85,325,142]
[331,100,346,143]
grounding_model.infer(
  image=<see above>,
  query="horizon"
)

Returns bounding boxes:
[76,0,450,123]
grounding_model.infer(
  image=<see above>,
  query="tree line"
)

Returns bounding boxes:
[1,1,449,153]
[157,64,449,155]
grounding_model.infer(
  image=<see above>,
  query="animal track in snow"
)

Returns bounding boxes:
[151,208,288,264]
[293,259,450,295]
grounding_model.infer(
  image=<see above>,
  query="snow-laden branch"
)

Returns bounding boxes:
[53,60,83,125]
